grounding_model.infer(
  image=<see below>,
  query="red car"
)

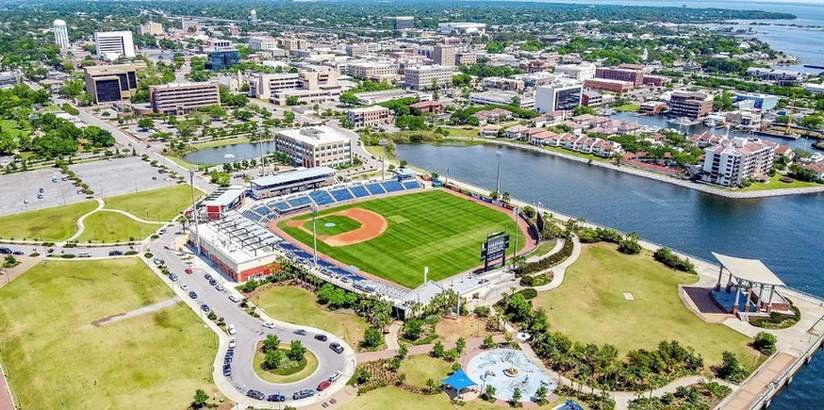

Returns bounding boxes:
[184,267,193,274]
[316,380,331,391]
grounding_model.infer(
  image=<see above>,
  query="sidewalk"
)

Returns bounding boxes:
[0,363,14,410]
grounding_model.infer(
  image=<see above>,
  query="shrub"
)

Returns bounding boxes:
[474,306,490,317]
[519,238,573,275]
[715,351,748,383]
[515,288,537,300]
[60,254,76,259]
[752,332,777,355]
[361,327,383,349]
[617,233,641,255]
[653,248,696,273]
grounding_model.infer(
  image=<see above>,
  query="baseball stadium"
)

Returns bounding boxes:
[270,185,533,289]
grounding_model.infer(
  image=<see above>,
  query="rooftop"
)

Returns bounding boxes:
[251,166,337,188]
[277,126,350,146]
[197,213,280,266]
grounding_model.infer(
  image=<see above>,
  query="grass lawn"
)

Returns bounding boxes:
[533,244,763,372]
[253,344,319,384]
[77,211,161,243]
[344,387,565,410]
[305,215,362,236]
[0,119,29,138]
[278,190,525,288]
[398,355,453,387]
[615,104,641,113]
[0,259,219,409]
[530,239,558,258]
[253,286,368,348]
[741,174,821,191]
[103,184,202,221]
[0,200,97,241]
[443,126,479,138]
[190,136,251,150]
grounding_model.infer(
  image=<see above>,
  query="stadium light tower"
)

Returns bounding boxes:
[311,204,319,267]
[495,150,502,195]
[189,169,201,255]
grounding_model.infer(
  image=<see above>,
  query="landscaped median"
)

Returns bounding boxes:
[253,336,319,384]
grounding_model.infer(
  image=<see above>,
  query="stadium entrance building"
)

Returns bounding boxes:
[250,167,336,199]
[201,186,244,220]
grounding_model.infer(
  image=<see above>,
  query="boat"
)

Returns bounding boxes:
[223,153,236,159]
[666,117,699,127]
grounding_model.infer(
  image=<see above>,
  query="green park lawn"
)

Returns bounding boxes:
[305,214,362,236]
[254,286,368,349]
[253,344,319,384]
[533,244,764,372]
[741,174,821,191]
[397,355,452,387]
[76,211,161,243]
[0,259,219,409]
[615,103,641,112]
[0,200,97,241]
[103,184,202,221]
[279,190,525,288]
[343,387,565,410]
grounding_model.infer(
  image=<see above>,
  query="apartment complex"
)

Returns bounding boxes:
[668,91,713,119]
[346,44,369,57]
[347,106,394,128]
[403,65,453,90]
[83,64,138,104]
[432,44,456,67]
[94,31,135,60]
[701,138,776,187]
[149,82,220,115]
[584,78,634,93]
[535,80,583,113]
[249,37,278,51]
[275,126,352,168]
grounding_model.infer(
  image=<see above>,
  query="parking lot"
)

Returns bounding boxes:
[0,168,88,216]
[70,157,178,198]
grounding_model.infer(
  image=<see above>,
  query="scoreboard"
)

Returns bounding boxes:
[480,232,510,271]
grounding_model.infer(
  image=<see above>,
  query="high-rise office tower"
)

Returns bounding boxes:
[53,19,70,51]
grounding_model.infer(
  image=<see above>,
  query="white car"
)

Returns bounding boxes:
[262,321,275,329]
[328,371,342,382]
[228,295,241,303]
[179,283,188,291]
[228,339,236,349]
[227,324,237,335]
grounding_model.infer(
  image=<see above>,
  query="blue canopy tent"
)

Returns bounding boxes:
[443,369,477,397]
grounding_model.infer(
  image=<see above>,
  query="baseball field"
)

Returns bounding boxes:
[275,189,526,288]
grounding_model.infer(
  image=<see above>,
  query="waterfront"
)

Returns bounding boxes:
[396,142,824,408]
[182,140,277,165]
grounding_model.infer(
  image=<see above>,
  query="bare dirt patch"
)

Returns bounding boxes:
[286,208,388,247]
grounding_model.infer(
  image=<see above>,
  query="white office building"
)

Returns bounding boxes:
[403,65,453,90]
[53,19,70,51]
[94,31,135,60]
[535,80,583,113]
[554,63,596,81]
[275,126,352,168]
[438,22,487,35]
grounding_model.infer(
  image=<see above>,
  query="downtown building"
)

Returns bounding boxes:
[53,19,70,51]
[275,126,352,168]
[668,91,713,119]
[83,64,138,104]
[94,31,136,60]
[149,82,220,115]
[432,44,456,67]
[595,67,644,86]
[535,79,583,113]
[347,61,398,81]
[251,66,342,106]
[393,16,415,30]
[701,138,777,187]
[347,106,394,128]
[403,65,453,90]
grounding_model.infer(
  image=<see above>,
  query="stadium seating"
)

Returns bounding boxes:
[309,190,336,206]
[349,184,371,198]
[287,196,312,208]
[241,210,262,222]
[329,187,354,202]
[269,201,291,212]
[402,180,421,190]
[381,180,404,193]
[365,182,386,195]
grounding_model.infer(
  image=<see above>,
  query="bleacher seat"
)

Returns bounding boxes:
[349,184,370,198]
[309,190,336,206]
[365,183,386,195]
[381,181,404,193]
[287,196,312,208]
[402,180,421,190]
[241,210,262,222]
[270,201,291,212]
[330,188,354,202]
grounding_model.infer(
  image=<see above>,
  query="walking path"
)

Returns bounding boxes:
[91,297,180,327]
[66,198,104,241]
[96,208,167,225]
[0,363,14,410]
[533,237,580,292]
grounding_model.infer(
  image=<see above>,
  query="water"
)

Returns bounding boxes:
[466,348,556,402]
[183,141,277,165]
[397,142,824,408]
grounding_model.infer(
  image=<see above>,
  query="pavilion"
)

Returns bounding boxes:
[712,252,791,317]
[442,369,477,398]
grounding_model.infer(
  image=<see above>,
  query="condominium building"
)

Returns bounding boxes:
[734,92,779,111]
[347,61,397,81]
[275,126,352,168]
[432,44,456,67]
[84,64,138,104]
[53,19,70,51]
[249,36,278,51]
[94,31,136,60]
[584,78,634,93]
[595,67,643,86]
[394,16,415,30]
[668,91,713,119]
[701,138,776,187]
[403,65,453,90]
[149,82,220,115]
[347,106,394,128]
[554,63,596,81]
[535,80,583,113]
[139,21,163,36]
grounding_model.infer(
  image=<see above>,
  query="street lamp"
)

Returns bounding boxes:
[311,204,319,267]
[189,169,201,255]
[495,150,502,195]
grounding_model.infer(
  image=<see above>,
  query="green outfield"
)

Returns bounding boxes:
[278,190,525,288]
[305,215,362,236]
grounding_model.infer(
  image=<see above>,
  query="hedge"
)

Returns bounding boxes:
[521,238,573,275]
[515,288,538,300]
[653,248,696,273]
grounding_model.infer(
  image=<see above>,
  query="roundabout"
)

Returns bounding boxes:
[252,342,320,384]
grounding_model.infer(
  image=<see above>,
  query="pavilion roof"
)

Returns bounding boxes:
[442,369,476,390]
[712,252,785,286]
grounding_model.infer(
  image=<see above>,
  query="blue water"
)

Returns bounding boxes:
[396,142,824,408]
[183,141,277,165]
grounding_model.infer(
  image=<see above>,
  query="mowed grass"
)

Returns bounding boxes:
[254,286,368,348]
[533,244,763,372]
[397,355,452,387]
[253,344,319,384]
[305,214,362,236]
[279,190,525,288]
[343,387,564,410]
[103,184,202,221]
[0,259,219,409]
[0,200,97,241]
[77,211,161,243]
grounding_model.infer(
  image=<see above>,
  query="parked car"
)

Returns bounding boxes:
[200,304,210,312]
[295,329,307,336]
[108,250,123,256]
[292,389,314,400]
[12,250,24,256]
[208,279,217,286]
[317,380,331,391]
[214,284,224,292]
[188,291,198,299]
[169,274,178,282]
[179,284,188,291]
[329,342,344,354]
[184,267,193,274]
[0,247,12,255]
[204,273,212,281]
[228,339,236,349]
[246,390,265,400]
[228,324,237,335]
[328,371,342,382]
[267,393,286,402]
[262,321,276,329]
[314,334,328,342]
[78,252,91,258]
[228,295,241,303]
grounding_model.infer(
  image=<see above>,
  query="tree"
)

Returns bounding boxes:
[402,319,424,341]
[286,96,300,106]
[288,340,306,361]
[483,334,496,349]
[713,91,734,111]
[262,334,280,353]
[191,388,209,409]
[522,205,536,219]
[361,327,382,349]
[535,385,548,404]
[483,384,496,401]
[455,337,466,354]
[511,387,522,406]
[137,117,155,130]
[618,232,642,255]
[716,351,747,382]
[263,349,284,370]
[431,340,446,358]
[752,332,777,355]
[354,366,371,384]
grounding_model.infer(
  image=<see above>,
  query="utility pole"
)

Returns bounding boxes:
[189,169,201,255]
[312,204,319,267]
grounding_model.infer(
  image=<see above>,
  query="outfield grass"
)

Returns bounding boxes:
[0,200,97,241]
[0,259,219,409]
[305,214,362,236]
[254,286,368,348]
[253,345,319,384]
[104,184,201,221]
[77,211,161,243]
[533,244,763,372]
[398,355,452,387]
[279,190,525,288]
